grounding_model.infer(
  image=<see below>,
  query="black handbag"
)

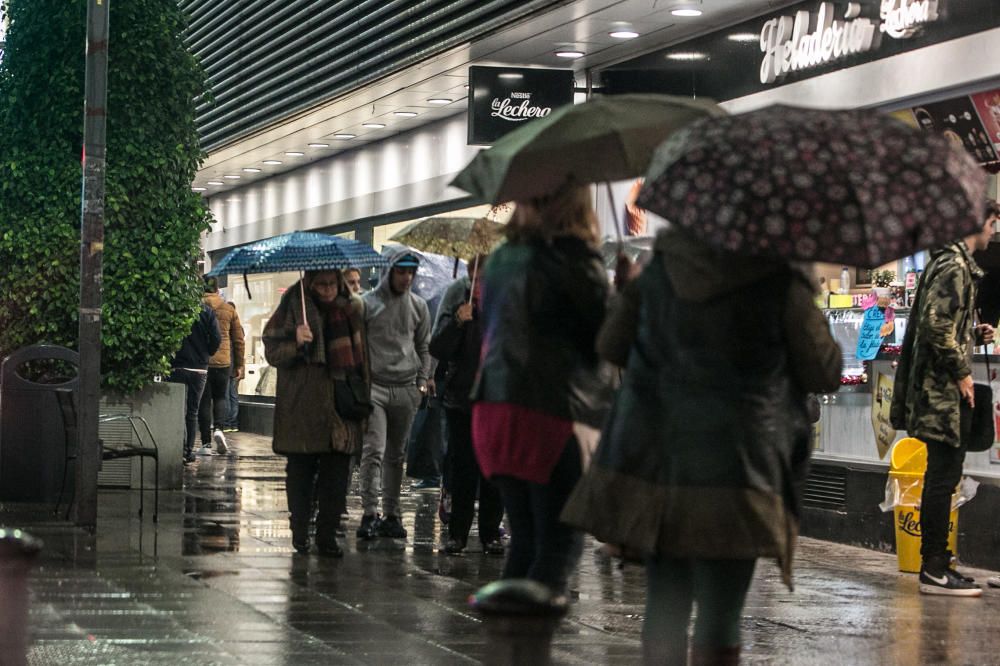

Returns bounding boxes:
[334,372,373,421]
[960,355,994,452]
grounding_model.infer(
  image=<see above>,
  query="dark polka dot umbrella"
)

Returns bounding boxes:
[637,105,989,268]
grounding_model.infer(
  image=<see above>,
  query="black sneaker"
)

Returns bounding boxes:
[356,514,378,541]
[376,514,407,538]
[482,538,505,556]
[317,537,344,558]
[919,567,982,597]
[442,538,465,555]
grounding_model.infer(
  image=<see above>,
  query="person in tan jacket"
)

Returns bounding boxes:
[198,276,245,455]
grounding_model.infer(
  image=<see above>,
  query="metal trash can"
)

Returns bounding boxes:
[0,528,43,665]
[469,579,568,666]
[0,345,79,502]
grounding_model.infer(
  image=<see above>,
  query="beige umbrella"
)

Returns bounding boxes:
[390,216,504,302]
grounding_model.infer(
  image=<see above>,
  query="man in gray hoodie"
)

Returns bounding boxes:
[357,248,433,539]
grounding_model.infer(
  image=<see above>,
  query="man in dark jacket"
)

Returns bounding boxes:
[430,267,504,555]
[169,303,222,463]
[891,203,997,596]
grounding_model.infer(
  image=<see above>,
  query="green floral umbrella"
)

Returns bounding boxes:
[390,216,504,261]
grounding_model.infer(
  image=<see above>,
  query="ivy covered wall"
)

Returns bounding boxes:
[0,0,213,393]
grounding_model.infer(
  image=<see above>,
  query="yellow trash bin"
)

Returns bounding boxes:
[888,437,958,573]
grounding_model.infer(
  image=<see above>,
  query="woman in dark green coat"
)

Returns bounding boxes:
[562,228,841,664]
[263,269,369,557]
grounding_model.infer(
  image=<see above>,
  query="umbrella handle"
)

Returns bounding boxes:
[299,271,310,331]
[243,272,252,300]
[469,256,479,305]
[605,182,624,244]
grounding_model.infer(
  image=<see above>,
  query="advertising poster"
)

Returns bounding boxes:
[971,89,1000,155]
[871,372,895,460]
[913,97,998,166]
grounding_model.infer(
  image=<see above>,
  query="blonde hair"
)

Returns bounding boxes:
[507,183,600,247]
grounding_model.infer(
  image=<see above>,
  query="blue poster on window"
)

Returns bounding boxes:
[856,305,890,361]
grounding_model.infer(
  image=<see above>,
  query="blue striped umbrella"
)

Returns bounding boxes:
[208,231,386,276]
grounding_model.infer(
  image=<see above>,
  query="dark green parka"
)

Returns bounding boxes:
[561,229,841,587]
[263,282,367,456]
[890,242,983,446]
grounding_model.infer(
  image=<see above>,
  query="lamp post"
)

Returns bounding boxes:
[75,0,110,529]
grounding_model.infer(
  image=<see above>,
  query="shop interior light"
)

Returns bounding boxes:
[242,167,261,173]
[308,142,330,148]
[666,52,708,61]
[609,30,639,39]
[727,33,758,42]
[671,8,703,17]
[333,134,356,139]
[285,151,305,156]
[223,174,241,179]
[262,160,282,165]
[192,187,207,191]
[555,50,585,58]
[497,73,523,80]
[362,123,386,128]
[207,181,224,185]
[394,111,418,117]
[427,98,452,105]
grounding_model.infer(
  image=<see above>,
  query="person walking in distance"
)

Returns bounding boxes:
[198,277,245,455]
[892,200,999,596]
[357,250,432,540]
[168,303,221,464]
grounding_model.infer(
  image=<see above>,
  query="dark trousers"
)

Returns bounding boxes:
[167,368,207,456]
[445,408,503,546]
[286,452,352,546]
[492,438,582,594]
[643,557,756,663]
[920,437,966,564]
[198,366,231,444]
[222,376,239,428]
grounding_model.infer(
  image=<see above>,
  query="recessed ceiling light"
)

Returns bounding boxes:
[393,111,418,117]
[427,98,452,105]
[242,167,261,173]
[207,181,224,186]
[666,52,708,61]
[362,123,386,129]
[498,73,524,80]
[727,33,758,43]
[284,151,305,156]
[223,174,241,179]
[192,187,207,192]
[262,160,283,165]
[609,30,639,39]
[308,142,330,148]
[333,134,356,139]
[555,50,585,59]
[671,8,703,17]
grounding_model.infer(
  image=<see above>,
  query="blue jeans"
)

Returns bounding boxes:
[222,376,239,428]
[167,368,207,456]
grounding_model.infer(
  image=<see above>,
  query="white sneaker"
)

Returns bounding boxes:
[213,429,228,454]
[987,576,1000,589]
[197,444,214,456]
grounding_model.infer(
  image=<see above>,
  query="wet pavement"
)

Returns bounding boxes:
[11,431,1000,665]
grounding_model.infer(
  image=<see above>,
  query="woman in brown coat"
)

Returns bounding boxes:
[263,269,369,557]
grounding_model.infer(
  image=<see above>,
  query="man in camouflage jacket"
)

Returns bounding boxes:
[891,202,997,596]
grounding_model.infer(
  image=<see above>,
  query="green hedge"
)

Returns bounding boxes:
[0,0,213,393]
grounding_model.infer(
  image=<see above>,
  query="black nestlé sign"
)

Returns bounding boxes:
[467,66,575,146]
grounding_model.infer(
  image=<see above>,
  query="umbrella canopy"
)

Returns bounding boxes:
[389,216,504,260]
[208,231,386,276]
[450,94,726,204]
[637,105,989,268]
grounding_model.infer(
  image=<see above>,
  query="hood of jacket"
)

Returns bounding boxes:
[656,228,787,302]
[377,246,426,296]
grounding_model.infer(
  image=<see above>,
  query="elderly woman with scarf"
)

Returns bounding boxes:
[264,269,369,557]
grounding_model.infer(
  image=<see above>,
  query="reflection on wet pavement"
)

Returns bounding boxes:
[16,432,1000,664]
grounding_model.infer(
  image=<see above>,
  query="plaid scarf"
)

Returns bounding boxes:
[323,295,365,371]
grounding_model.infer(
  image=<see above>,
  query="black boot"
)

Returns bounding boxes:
[317,535,344,558]
[291,523,311,554]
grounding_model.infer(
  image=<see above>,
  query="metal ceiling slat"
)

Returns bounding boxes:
[185,0,564,150]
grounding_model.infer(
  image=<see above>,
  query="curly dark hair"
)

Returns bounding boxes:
[986,198,1000,221]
